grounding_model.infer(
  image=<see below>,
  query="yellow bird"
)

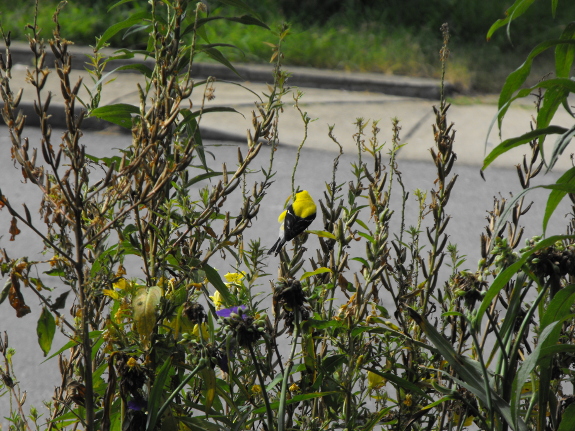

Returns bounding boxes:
[268,190,317,256]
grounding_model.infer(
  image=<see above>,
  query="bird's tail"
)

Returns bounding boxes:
[268,237,285,256]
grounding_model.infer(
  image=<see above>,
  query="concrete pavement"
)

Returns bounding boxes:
[3,42,573,170]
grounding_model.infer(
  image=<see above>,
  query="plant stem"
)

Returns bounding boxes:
[278,308,300,431]
[249,343,275,431]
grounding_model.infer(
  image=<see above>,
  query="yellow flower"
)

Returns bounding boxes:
[224,272,245,285]
[367,371,386,390]
[210,291,224,309]
[127,357,138,368]
[251,384,262,395]
[289,383,300,392]
[452,413,474,427]
[403,393,413,407]
[113,278,130,290]
[103,289,120,300]
[192,323,209,341]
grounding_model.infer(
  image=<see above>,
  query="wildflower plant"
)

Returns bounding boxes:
[2,0,575,431]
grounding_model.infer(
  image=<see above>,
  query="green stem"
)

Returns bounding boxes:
[278,309,300,431]
[249,343,274,431]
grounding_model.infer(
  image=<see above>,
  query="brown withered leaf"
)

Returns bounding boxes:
[9,275,31,318]
[0,195,6,210]
[9,217,21,241]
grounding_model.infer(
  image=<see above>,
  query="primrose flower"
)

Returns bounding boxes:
[210,290,224,309]
[224,272,246,285]
[367,370,386,390]
[192,323,209,341]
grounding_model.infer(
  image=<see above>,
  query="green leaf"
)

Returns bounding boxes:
[200,47,242,79]
[91,103,140,129]
[37,307,56,357]
[203,264,234,305]
[251,391,338,415]
[132,286,163,344]
[548,124,575,171]
[410,308,527,431]
[300,267,332,281]
[42,331,102,363]
[496,40,575,131]
[200,367,217,410]
[511,321,560,427]
[193,15,269,31]
[91,63,153,91]
[473,235,575,330]
[146,357,173,431]
[536,86,569,149]
[107,0,137,12]
[482,126,567,170]
[486,0,536,42]
[558,403,575,431]
[0,280,10,305]
[542,167,575,233]
[97,11,151,50]
[178,417,221,431]
[542,285,575,328]
[366,368,431,400]
[556,23,575,77]
[308,229,337,240]
[302,319,343,331]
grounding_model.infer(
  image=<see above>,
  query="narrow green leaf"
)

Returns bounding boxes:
[366,368,431,400]
[482,126,567,170]
[107,0,137,12]
[201,47,242,79]
[511,321,560,426]
[178,417,221,431]
[203,263,234,305]
[308,229,337,240]
[0,280,10,305]
[542,285,575,328]
[42,331,102,363]
[251,391,338,415]
[97,11,151,50]
[548,124,575,171]
[91,103,140,129]
[486,0,536,41]
[558,403,575,431]
[201,367,217,410]
[542,167,575,233]
[536,86,569,149]
[473,235,575,330]
[37,307,56,357]
[91,63,153,91]
[496,40,575,131]
[300,267,332,281]
[410,308,527,431]
[556,23,575,77]
[146,357,173,431]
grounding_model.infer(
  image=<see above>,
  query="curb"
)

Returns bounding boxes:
[3,42,452,134]
[8,41,452,99]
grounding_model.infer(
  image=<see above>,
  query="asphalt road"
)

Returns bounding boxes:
[0,126,568,425]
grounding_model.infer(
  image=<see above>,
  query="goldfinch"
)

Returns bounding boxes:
[268,190,317,256]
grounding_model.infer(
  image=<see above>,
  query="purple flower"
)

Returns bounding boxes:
[216,305,246,318]
[128,396,147,411]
